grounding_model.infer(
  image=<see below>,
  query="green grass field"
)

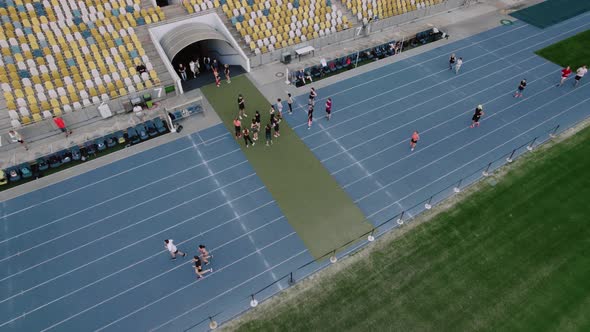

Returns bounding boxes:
[535,29,590,70]
[201,76,372,257]
[227,125,590,332]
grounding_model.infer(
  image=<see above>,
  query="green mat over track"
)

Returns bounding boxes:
[510,0,590,29]
[201,75,372,258]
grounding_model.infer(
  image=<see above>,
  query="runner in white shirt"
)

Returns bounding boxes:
[455,57,463,74]
[574,65,587,87]
[164,239,186,259]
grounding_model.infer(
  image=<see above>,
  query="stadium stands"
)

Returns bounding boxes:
[0,0,165,127]
[183,0,351,55]
[343,0,443,23]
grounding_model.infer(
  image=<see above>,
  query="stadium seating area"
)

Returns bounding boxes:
[343,0,443,23]
[0,0,165,127]
[183,0,351,55]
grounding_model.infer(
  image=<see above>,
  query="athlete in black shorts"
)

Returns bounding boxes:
[514,79,526,98]
[470,105,484,128]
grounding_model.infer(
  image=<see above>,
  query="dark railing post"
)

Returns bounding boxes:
[482,162,492,176]
[527,137,538,151]
[397,210,405,225]
[549,125,560,138]
[329,249,337,263]
[454,178,463,193]
[424,195,433,210]
[368,228,375,242]
[250,294,258,307]
[209,317,218,330]
[506,148,516,163]
[288,272,295,285]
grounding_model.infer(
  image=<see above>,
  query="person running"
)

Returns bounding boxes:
[265,123,273,146]
[237,94,247,119]
[198,244,212,265]
[251,118,260,141]
[309,87,317,105]
[454,57,463,74]
[164,239,186,259]
[558,66,572,86]
[287,93,294,114]
[233,117,242,139]
[8,130,28,150]
[470,105,484,128]
[243,127,254,147]
[255,110,261,125]
[573,65,587,87]
[193,256,212,279]
[224,64,231,83]
[449,53,456,70]
[307,103,314,129]
[514,79,526,98]
[325,97,332,120]
[410,130,420,151]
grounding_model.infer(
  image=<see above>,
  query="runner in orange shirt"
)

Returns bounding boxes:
[410,130,420,151]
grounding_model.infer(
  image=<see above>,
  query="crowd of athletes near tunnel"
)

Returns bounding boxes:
[229,53,586,151]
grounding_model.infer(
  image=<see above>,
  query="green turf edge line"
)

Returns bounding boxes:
[201,75,372,258]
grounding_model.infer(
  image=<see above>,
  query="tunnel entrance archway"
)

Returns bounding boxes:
[149,13,250,93]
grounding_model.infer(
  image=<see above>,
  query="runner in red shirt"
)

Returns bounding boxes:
[410,130,420,151]
[558,66,572,86]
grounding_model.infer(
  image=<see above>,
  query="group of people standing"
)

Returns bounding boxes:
[177,57,232,87]
[231,87,337,149]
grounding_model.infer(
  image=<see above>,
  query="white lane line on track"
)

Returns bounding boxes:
[0,203,282,326]
[0,148,242,246]
[148,248,309,331]
[0,159,247,264]
[295,18,590,133]
[354,84,588,205]
[341,70,557,190]
[187,135,280,286]
[288,22,532,121]
[330,65,556,175]
[367,94,590,219]
[315,54,545,156]
[39,232,302,331]
[0,178,263,284]
[1,132,231,218]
